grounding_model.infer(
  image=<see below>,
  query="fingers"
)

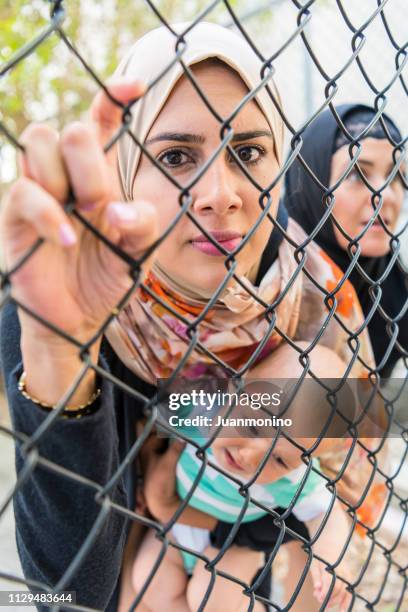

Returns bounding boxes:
[106,200,159,258]
[89,77,146,166]
[1,177,76,250]
[16,76,146,216]
[338,587,352,612]
[19,124,69,203]
[327,581,350,610]
[311,563,324,602]
[312,565,350,610]
[18,78,146,218]
[18,121,115,216]
[312,564,334,606]
[60,122,111,210]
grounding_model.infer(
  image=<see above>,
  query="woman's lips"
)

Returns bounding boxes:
[224,448,245,471]
[361,219,391,232]
[190,230,242,256]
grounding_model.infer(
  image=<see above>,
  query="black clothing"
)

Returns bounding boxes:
[1,300,150,611]
[285,104,407,376]
[211,510,309,552]
[254,199,289,286]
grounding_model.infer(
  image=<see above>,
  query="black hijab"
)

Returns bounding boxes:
[255,198,289,285]
[284,103,407,377]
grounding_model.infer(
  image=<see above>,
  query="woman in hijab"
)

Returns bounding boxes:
[285,104,407,378]
[1,23,376,611]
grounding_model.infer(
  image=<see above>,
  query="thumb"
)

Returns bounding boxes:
[89,77,146,167]
[106,200,158,262]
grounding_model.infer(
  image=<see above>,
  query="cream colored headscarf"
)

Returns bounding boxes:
[106,22,374,386]
[115,21,284,201]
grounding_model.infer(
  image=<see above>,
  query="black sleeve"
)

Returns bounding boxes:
[0,301,128,610]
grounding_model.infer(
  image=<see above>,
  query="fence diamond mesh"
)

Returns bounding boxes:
[0,1,407,611]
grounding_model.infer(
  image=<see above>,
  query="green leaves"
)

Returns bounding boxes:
[0,0,251,185]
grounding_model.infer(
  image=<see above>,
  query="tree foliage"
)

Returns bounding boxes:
[0,0,248,185]
[0,0,246,129]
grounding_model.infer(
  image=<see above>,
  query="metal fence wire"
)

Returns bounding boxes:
[0,0,408,610]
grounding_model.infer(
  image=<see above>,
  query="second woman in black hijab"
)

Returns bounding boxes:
[285,104,407,378]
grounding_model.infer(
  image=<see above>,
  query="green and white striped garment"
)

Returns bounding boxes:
[176,441,332,523]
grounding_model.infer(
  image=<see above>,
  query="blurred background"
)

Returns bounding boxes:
[1,0,408,190]
[1,1,408,609]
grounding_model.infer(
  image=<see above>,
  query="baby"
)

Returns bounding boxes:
[132,344,353,611]
[132,418,352,612]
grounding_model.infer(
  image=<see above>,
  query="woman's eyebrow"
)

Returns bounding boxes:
[232,130,273,142]
[356,159,403,175]
[357,159,374,167]
[345,158,373,173]
[145,129,273,146]
[145,132,205,145]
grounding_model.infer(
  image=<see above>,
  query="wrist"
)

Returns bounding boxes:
[18,370,102,416]
[19,309,99,350]
[21,329,101,409]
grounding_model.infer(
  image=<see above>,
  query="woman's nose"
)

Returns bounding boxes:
[381,180,400,212]
[192,158,243,216]
[365,175,400,218]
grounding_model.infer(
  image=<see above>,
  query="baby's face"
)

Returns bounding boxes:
[211,436,304,484]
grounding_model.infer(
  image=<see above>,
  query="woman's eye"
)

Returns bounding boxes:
[347,168,364,184]
[233,145,264,166]
[391,172,405,188]
[158,149,193,168]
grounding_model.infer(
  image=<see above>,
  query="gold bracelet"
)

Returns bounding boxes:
[18,371,102,419]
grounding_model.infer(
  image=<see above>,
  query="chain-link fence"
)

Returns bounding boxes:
[1,0,408,610]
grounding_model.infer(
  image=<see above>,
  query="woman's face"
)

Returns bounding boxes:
[132,62,281,293]
[330,138,405,257]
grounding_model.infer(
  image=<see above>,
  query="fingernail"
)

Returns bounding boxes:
[108,77,147,92]
[108,202,138,224]
[81,202,96,212]
[59,223,77,246]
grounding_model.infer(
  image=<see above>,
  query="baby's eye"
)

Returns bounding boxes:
[232,145,265,166]
[273,455,288,468]
[158,149,194,168]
